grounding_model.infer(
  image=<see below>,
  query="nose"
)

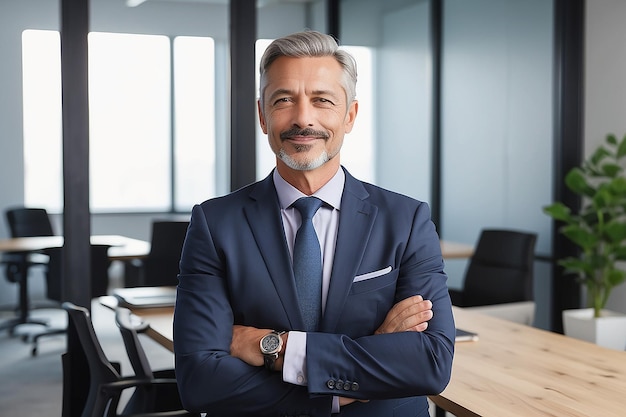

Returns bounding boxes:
[292,101,314,128]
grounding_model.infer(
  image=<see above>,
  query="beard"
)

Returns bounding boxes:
[277,145,330,171]
[276,126,337,171]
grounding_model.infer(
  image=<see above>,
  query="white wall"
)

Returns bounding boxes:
[585,0,626,314]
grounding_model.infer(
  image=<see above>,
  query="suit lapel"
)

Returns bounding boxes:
[244,175,303,330]
[321,173,377,332]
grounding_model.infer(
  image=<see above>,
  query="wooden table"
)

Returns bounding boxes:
[440,241,474,259]
[100,295,174,352]
[430,307,626,417]
[0,234,150,260]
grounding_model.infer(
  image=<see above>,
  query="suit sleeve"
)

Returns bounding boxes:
[173,204,333,417]
[305,201,455,399]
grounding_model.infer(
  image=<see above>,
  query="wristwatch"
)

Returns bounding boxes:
[260,330,286,371]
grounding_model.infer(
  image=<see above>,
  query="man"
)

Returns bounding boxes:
[174,30,455,417]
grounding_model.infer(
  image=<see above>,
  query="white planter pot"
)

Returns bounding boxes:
[562,308,626,351]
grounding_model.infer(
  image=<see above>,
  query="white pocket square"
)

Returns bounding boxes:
[353,266,392,282]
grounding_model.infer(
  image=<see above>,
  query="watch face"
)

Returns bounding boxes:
[261,334,281,354]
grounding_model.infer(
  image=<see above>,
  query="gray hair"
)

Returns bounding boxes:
[259,30,357,107]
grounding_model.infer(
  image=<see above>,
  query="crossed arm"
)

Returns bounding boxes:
[230,294,433,406]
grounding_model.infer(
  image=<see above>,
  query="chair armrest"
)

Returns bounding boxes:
[100,378,196,417]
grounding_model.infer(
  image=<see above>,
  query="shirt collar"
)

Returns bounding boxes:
[273,168,345,210]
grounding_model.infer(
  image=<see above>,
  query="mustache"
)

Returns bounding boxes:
[280,127,329,141]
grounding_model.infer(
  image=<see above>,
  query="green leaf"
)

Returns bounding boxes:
[607,269,626,287]
[607,133,618,145]
[543,203,572,222]
[590,146,611,166]
[601,163,622,178]
[565,168,595,197]
[604,221,626,242]
[613,246,626,260]
[617,134,626,158]
[561,224,598,250]
[610,176,626,194]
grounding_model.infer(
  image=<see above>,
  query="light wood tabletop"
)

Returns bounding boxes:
[430,307,626,417]
[440,240,474,259]
[0,234,150,261]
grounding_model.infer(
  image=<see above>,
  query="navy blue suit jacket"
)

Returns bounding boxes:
[174,168,455,417]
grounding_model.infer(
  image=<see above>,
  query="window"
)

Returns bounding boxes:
[21,30,216,213]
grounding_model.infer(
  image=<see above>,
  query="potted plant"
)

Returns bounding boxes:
[543,133,626,350]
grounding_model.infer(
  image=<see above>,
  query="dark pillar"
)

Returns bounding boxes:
[230,0,257,191]
[430,0,442,231]
[552,0,585,332]
[60,0,91,309]
[327,0,340,40]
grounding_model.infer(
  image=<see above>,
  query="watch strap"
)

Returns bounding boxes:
[263,352,279,371]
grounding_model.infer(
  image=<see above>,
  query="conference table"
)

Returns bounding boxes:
[117,303,626,417]
[0,234,151,261]
[0,235,150,333]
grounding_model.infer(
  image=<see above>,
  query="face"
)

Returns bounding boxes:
[258,56,358,173]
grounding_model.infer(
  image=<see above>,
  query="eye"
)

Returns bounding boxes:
[273,97,291,105]
[315,97,335,105]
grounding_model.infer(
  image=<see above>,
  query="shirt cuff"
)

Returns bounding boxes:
[332,396,340,413]
[282,331,307,385]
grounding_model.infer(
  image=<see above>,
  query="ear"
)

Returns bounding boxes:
[258,100,268,134]
[343,100,358,134]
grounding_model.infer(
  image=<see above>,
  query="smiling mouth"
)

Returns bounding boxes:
[280,127,329,142]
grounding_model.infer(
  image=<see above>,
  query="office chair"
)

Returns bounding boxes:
[138,220,189,287]
[437,229,537,417]
[29,245,111,356]
[61,302,195,417]
[115,307,198,415]
[448,229,537,323]
[0,207,54,335]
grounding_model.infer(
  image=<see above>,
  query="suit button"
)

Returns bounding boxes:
[351,382,360,391]
[326,379,335,389]
[343,380,352,391]
[335,380,344,390]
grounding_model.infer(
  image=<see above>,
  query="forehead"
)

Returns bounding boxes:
[263,56,345,95]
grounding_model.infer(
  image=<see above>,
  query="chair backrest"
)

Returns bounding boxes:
[45,245,111,302]
[143,221,189,287]
[462,229,537,307]
[6,207,54,237]
[115,307,153,379]
[62,302,122,417]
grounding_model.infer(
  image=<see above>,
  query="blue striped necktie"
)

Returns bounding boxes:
[292,197,323,332]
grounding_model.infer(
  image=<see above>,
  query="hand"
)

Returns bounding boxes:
[375,295,433,334]
[230,324,267,367]
[339,397,370,406]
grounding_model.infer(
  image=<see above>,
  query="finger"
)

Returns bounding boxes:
[383,295,425,325]
[388,299,432,328]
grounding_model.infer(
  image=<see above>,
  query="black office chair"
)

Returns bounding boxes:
[115,307,198,415]
[137,221,189,287]
[0,207,55,335]
[29,244,111,356]
[448,229,537,307]
[61,302,195,417]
